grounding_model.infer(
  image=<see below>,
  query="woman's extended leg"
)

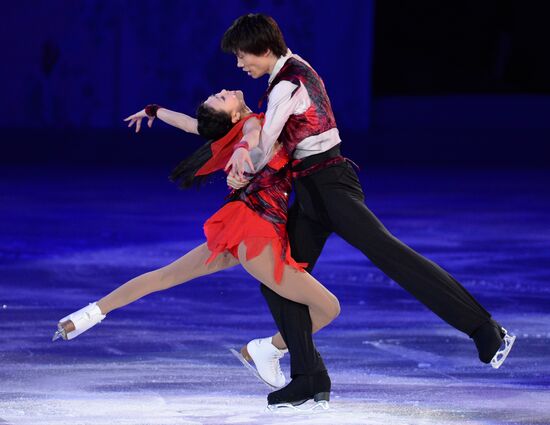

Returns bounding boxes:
[97,243,238,314]
[56,243,238,338]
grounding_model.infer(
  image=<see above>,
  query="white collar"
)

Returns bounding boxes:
[268,49,293,85]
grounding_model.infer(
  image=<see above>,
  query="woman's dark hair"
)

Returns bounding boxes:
[221,13,287,58]
[196,103,233,140]
[169,103,233,189]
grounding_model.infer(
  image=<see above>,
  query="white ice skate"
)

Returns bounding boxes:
[490,327,516,369]
[230,337,287,389]
[52,302,106,341]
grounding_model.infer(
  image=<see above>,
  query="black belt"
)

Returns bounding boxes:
[291,144,342,171]
[291,144,359,179]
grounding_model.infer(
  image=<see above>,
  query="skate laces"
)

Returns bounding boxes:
[270,349,284,379]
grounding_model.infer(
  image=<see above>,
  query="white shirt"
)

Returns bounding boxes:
[250,50,341,172]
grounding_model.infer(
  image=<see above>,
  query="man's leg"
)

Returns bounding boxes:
[260,203,332,377]
[322,163,504,362]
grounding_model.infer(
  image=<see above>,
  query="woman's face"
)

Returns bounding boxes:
[204,89,247,122]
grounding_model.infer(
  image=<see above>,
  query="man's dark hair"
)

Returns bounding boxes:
[221,13,287,58]
[196,103,233,141]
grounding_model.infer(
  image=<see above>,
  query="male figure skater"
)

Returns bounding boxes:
[222,13,515,407]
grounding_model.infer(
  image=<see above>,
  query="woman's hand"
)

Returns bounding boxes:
[224,148,255,179]
[124,109,154,133]
[227,172,249,190]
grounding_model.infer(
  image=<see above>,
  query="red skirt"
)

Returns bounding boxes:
[203,201,307,283]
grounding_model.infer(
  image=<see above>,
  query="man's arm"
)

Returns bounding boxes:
[225,80,306,180]
[255,80,305,169]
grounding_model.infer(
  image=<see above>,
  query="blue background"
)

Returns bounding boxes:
[3,0,548,166]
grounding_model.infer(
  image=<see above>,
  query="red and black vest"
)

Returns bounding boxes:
[264,58,338,157]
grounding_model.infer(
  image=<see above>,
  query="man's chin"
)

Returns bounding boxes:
[242,69,265,79]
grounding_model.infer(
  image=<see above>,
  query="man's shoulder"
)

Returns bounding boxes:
[266,54,318,99]
[279,56,320,82]
[268,79,302,103]
[285,56,310,71]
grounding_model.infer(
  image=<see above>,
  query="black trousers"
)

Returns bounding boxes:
[261,148,492,377]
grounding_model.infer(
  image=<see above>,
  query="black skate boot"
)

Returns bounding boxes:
[472,319,516,369]
[267,370,331,411]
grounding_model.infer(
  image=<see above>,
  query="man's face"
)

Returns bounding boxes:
[235,50,271,79]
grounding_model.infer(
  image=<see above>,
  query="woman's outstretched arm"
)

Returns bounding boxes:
[157,108,198,134]
[124,107,199,134]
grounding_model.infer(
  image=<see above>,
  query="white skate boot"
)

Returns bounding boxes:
[230,337,287,389]
[52,302,106,341]
[490,327,516,369]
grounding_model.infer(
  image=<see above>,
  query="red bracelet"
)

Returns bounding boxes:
[144,104,161,118]
[233,140,250,151]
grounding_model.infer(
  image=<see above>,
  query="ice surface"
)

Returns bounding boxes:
[1,166,549,424]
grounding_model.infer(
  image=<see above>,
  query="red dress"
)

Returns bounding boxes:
[198,115,307,283]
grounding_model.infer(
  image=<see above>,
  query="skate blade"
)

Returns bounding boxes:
[491,331,516,369]
[51,327,67,342]
[266,400,329,412]
[229,348,279,390]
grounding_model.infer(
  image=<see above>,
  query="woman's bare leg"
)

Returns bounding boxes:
[96,243,238,314]
[237,242,340,335]
[271,332,287,350]
[60,243,238,335]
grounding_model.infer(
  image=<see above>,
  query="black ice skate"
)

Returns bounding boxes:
[472,320,516,369]
[267,371,331,411]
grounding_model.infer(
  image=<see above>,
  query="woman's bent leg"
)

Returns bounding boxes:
[237,242,340,336]
[237,242,337,405]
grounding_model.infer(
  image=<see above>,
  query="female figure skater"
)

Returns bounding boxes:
[52,89,337,405]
